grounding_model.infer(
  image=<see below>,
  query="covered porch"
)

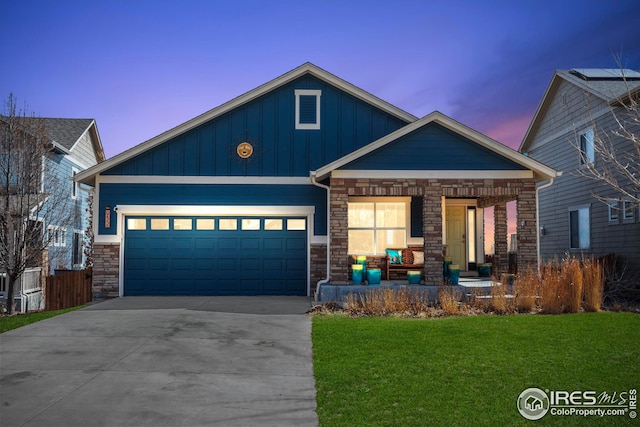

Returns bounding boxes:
[327,177,537,286]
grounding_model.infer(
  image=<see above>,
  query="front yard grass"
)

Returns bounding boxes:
[0,306,84,333]
[312,312,639,426]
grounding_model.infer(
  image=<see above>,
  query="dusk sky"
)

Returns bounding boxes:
[2,0,639,159]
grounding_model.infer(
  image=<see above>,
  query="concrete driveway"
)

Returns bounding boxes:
[0,296,318,427]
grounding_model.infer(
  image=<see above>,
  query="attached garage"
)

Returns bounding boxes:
[123,216,308,296]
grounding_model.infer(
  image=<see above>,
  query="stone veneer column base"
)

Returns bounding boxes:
[93,243,120,298]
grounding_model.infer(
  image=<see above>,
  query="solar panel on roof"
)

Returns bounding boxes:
[571,68,640,80]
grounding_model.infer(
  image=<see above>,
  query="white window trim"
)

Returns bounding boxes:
[608,200,620,223]
[72,229,84,266]
[568,205,590,250]
[622,199,635,222]
[295,89,321,130]
[579,128,595,166]
[71,167,80,200]
[47,225,67,247]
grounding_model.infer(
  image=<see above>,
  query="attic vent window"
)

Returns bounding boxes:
[295,89,321,130]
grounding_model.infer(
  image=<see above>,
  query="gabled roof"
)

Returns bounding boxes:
[43,118,105,162]
[519,69,640,152]
[0,116,105,165]
[313,111,558,182]
[76,63,418,185]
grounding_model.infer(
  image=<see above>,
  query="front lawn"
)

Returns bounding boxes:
[312,312,639,426]
[0,306,84,333]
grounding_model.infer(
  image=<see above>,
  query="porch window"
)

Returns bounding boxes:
[348,198,408,255]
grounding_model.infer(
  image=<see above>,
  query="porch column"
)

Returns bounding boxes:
[422,184,443,285]
[329,178,349,284]
[493,202,508,277]
[516,182,537,271]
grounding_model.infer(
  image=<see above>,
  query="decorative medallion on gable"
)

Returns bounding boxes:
[227,130,261,171]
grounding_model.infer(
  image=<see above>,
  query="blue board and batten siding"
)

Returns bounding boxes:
[102,75,409,178]
[98,183,327,236]
[94,72,415,296]
[342,123,528,171]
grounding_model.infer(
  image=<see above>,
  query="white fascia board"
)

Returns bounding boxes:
[519,72,562,153]
[51,141,71,155]
[331,170,535,179]
[316,111,557,181]
[97,175,313,185]
[67,120,94,153]
[76,63,416,186]
[114,205,315,216]
[437,115,558,180]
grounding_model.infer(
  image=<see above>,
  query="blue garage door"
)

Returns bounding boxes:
[124,216,307,296]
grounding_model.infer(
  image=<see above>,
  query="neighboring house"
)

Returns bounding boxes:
[1,118,105,311]
[76,63,557,298]
[520,68,640,278]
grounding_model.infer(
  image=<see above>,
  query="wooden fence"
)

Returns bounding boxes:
[45,268,93,311]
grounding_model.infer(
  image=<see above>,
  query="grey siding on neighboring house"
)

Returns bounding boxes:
[529,88,640,267]
[72,130,99,168]
[525,80,609,151]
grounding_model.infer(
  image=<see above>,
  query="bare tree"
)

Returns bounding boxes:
[1,94,80,314]
[577,76,640,204]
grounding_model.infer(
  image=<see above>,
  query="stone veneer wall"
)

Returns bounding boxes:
[310,243,327,294]
[493,203,509,276]
[92,243,120,298]
[329,177,538,285]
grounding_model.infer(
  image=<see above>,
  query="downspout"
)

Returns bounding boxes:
[310,173,331,300]
[535,176,559,270]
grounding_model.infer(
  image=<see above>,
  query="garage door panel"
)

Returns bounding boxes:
[194,259,215,270]
[124,215,307,296]
[216,279,238,293]
[286,258,306,270]
[263,238,284,250]
[218,238,239,250]
[243,259,261,271]
[262,279,285,293]
[240,238,261,251]
[263,259,284,270]
[172,279,193,293]
[195,238,216,250]
[147,237,171,249]
[217,258,238,270]
[286,238,306,250]
[171,238,193,250]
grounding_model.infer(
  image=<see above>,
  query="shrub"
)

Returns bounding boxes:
[540,260,566,314]
[344,287,432,317]
[583,257,604,312]
[489,281,508,314]
[438,287,462,316]
[514,268,538,313]
[566,257,583,314]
